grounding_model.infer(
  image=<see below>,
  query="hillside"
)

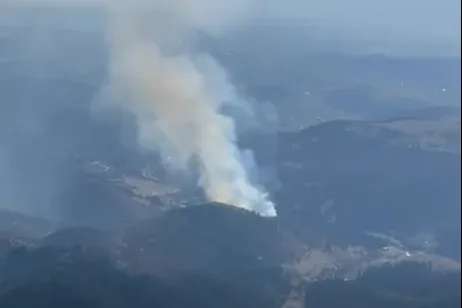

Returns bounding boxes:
[273,118,460,259]
[0,209,56,239]
[118,202,301,278]
[0,247,458,308]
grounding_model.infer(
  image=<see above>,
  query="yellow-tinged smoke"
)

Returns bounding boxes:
[104,0,276,217]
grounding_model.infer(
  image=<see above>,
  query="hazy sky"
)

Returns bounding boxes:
[258,0,461,56]
[1,0,460,56]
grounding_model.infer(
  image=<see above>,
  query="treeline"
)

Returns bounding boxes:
[0,246,289,308]
[0,247,460,308]
[304,262,461,308]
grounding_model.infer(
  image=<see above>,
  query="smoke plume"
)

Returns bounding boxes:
[103,0,277,217]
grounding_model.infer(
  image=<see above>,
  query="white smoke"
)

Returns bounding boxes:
[103,0,277,217]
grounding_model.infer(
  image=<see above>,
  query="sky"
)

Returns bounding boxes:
[1,0,460,56]
[267,0,461,56]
